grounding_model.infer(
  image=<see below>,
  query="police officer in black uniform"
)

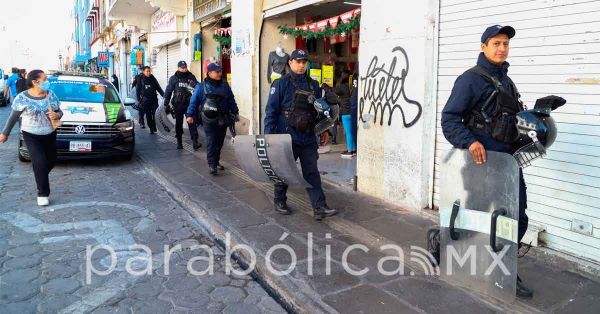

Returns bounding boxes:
[187,63,238,175]
[164,61,200,150]
[136,66,164,134]
[264,49,338,221]
[441,25,533,298]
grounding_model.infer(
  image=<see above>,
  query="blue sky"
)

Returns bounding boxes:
[0,0,73,72]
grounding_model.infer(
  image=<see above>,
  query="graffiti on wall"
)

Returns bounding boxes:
[359,46,423,128]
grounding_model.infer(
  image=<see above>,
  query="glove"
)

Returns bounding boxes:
[165,104,171,114]
[234,113,240,122]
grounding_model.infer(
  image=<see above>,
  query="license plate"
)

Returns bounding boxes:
[69,141,92,152]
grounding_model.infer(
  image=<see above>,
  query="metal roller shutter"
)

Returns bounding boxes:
[166,42,181,85]
[153,47,168,91]
[433,0,600,261]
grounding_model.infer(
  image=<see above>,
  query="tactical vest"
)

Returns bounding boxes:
[465,66,524,144]
[284,75,317,133]
[201,82,226,125]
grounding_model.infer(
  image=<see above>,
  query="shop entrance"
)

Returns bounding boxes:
[259,0,361,189]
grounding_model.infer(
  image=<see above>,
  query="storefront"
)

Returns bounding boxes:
[259,0,362,189]
[190,0,231,80]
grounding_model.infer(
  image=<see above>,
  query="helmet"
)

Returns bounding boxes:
[313,98,339,135]
[513,110,557,168]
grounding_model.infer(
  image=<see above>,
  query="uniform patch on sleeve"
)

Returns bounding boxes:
[270,87,276,95]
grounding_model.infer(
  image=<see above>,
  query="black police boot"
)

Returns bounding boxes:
[313,208,325,221]
[209,166,218,175]
[177,138,183,150]
[193,140,202,150]
[516,275,534,299]
[139,123,145,129]
[217,163,225,171]
[321,205,338,217]
[275,201,291,215]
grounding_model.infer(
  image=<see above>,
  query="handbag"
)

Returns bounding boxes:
[47,96,62,129]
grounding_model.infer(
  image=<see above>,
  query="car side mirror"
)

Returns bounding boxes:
[124,97,136,106]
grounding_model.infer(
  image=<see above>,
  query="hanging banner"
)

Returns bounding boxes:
[341,11,353,23]
[317,20,328,31]
[328,16,339,29]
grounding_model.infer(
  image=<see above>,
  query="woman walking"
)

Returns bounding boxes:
[0,70,63,206]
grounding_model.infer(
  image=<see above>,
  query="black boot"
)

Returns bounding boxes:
[177,138,183,150]
[313,208,325,221]
[275,201,291,215]
[209,166,218,175]
[321,205,338,217]
[193,140,202,150]
[217,163,225,170]
[517,276,534,299]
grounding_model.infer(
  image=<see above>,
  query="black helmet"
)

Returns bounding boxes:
[513,110,558,168]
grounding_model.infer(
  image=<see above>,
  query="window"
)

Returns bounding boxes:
[49,78,120,103]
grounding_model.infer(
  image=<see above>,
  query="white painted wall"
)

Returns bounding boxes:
[356,0,438,210]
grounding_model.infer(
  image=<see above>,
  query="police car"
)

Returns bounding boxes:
[18,71,136,161]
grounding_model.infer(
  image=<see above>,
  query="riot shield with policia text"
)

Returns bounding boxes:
[234,134,308,186]
[439,149,519,302]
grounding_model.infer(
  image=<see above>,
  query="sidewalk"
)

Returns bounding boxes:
[134,125,600,314]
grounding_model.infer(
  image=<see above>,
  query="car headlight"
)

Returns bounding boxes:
[115,120,134,132]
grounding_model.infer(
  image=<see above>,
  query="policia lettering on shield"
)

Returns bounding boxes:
[264,49,338,221]
[441,25,535,298]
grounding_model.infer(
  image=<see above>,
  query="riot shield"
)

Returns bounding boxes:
[439,149,519,302]
[234,134,308,186]
[155,103,175,133]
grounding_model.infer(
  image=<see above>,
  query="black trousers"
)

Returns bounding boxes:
[142,102,157,132]
[274,141,326,209]
[174,108,198,143]
[22,131,57,197]
[204,123,227,167]
[138,109,145,126]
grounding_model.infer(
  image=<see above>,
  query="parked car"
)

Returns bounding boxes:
[18,71,136,161]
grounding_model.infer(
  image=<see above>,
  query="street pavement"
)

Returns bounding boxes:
[0,106,286,314]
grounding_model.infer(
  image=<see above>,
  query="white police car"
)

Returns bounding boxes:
[18,71,136,161]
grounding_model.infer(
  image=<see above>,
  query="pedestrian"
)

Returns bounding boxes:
[187,63,238,175]
[3,67,20,105]
[111,74,119,92]
[16,69,27,94]
[164,61,200,150]
[264,49,338,220]
[136,66,164,134]
[335,69,355,158]
[440,25,532,298]
[0,70,63,206]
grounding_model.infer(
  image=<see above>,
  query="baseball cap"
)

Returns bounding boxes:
[177,61,188,68]
[207,63,222,72]
[481,25,516,43]
[290,49,309,61]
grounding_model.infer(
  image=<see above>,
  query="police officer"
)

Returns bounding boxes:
[264,49,338,221]
[187,63,238,175]
[164,61,200,150]
[136,66,164,134]
[441,25,533,298]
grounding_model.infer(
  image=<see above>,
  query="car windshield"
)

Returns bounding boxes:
[49,78,120,103]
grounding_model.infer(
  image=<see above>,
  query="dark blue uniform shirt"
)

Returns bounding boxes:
[264,72,322,145]
[441,52,519,154]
